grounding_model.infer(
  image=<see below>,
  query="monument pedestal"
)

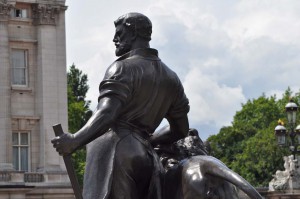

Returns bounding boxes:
[265,190,300,199]
[267,155,300,198]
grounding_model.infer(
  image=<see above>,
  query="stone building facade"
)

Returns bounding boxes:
[0,0,74,198]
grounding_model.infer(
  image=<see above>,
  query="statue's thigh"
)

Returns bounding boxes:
[110,133,153,199]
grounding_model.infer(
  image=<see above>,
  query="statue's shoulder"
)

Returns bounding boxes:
[108,59,129,72]
[102,61,128,80]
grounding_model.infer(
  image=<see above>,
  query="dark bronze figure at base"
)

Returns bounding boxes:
[155,129,263,199]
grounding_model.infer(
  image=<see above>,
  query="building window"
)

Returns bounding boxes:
[10,8,27,18]
[11,49,28,86]
[12,132,30,171]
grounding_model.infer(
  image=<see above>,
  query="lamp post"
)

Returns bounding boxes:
[274,99,299,159]
[270,98,300,192]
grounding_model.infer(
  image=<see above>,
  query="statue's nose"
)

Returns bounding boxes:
[113,35,118,42]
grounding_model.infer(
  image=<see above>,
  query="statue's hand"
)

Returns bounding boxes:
[51,133,78,156]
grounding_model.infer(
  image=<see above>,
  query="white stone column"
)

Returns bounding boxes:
[0,2,13,171]
[34,3,68,172]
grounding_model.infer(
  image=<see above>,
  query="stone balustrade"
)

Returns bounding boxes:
[0,171,44,184]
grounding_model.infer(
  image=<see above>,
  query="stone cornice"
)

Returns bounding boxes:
[32,3,67,26]
[11,116,40,131]
[0,0,13,21]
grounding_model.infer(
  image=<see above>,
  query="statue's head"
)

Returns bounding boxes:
[113,13,152,56]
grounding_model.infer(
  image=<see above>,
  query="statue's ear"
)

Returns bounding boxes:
[131,29,138,41]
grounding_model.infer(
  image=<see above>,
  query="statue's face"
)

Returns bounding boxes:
[113,24,134,56]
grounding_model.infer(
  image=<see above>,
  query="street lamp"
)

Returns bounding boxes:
[275,121,287,146]
[270,98,300,191]
[286,99,298,126]
[274,98,299,158]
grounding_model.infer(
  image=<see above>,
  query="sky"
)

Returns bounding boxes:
[65,0,300,140]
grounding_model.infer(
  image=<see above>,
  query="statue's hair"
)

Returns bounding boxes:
[114,12,152,41]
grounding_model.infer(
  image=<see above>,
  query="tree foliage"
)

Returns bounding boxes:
[68,64,92,133]
[207,87,300,187]
[68,64,89,100]
[67,64,92,186]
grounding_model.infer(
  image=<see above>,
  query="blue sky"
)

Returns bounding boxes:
[65,0,300,140]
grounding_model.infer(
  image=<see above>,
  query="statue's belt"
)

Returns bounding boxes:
[112,120,151,141]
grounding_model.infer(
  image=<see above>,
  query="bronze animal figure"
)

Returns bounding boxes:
[155,129,263,199]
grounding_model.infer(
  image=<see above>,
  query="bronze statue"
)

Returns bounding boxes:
[52,12,189,199]
[52,12,263,199]
[155,129,263,199]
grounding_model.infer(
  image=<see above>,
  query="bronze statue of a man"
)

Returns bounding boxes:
[52,12,190,199]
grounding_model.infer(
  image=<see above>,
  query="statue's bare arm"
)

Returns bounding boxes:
[150,115,189,146]
[52,96,122,155]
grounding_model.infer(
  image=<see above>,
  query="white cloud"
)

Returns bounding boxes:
[266,86,300,99]
[65,0,300,139]
[225,0,300,46]
[183,65,246,128]
[74,52,111,110]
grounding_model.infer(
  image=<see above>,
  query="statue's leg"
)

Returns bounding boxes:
[109,133,154,199]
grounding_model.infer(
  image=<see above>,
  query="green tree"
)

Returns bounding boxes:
[68,64,89,100]
[231,126,287,186]
[67,64,92,186]
[207,88,300,186]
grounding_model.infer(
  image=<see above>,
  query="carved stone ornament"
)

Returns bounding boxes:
[269,155,300,191]
[0,0,13,20]
[32,3,67,26]
[12,116,40,131]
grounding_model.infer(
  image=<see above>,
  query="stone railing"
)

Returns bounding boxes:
[0,170,70,186]
[0,171,11,182]
[24,173,44,183]
[0,171,44,183]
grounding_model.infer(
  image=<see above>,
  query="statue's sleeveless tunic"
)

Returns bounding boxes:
[83,48,189,199]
